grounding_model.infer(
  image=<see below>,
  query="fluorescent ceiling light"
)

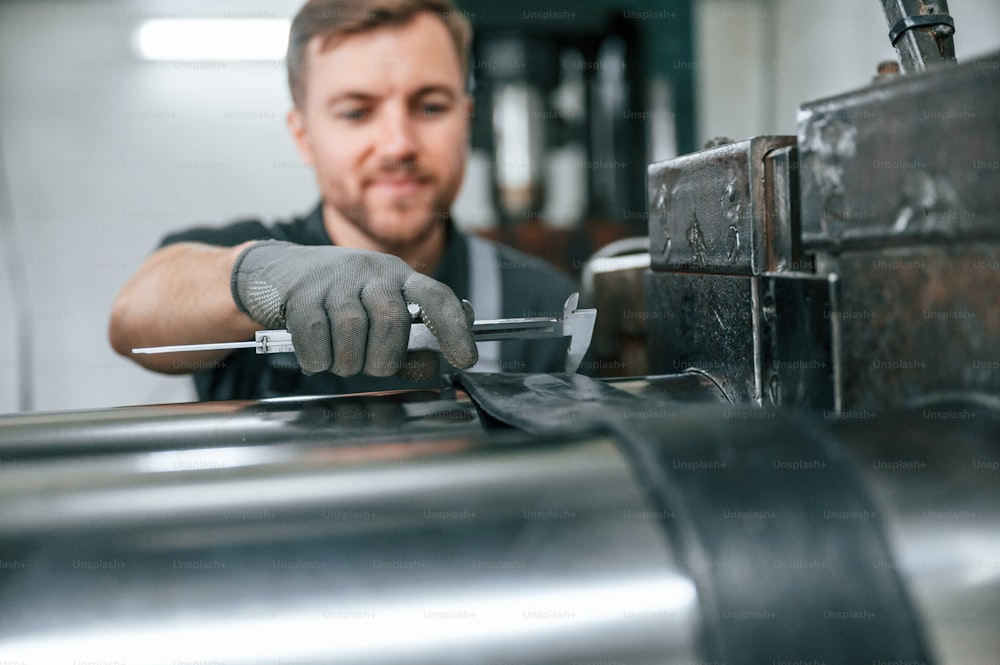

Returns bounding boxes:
[137,19,290,61]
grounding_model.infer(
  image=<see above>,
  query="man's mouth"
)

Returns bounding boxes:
[366,174,430,197]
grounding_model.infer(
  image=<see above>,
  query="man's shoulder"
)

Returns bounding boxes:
[158,206,325,248]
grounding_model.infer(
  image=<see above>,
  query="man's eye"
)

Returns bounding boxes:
[421,104,448,117]
[339,109,370,121]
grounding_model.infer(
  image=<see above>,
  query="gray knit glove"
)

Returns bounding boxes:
[230,241,478,377]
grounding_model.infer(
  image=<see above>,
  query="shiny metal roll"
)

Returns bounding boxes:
[835,408,1000,665]
[1,385,998,665]
[0,415,701,665]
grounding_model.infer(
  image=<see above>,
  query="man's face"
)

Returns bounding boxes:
[288,13,470,252]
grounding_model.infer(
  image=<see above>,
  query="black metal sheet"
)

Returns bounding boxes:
[456,372,649,435]
[612,404,936,665]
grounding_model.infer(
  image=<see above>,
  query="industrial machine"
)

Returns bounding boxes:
[2,1,998,663]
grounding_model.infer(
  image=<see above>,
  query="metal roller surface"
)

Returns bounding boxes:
[2,374,999,664]
[835,407,1000,665]
[0,405,701,665]
[0,390,482,459]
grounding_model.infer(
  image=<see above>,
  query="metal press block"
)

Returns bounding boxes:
[647,135,796,276]
[797,50,1000,252]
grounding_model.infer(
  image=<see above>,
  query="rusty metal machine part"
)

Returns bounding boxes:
[648,136,797,276]
[880,0,957,73]
[644,49,1000,412]
[797,52,998,251]
[798,49,1000,410]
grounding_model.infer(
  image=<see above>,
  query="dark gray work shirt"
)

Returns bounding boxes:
[160,204,578,401]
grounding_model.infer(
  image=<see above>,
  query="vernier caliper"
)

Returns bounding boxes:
[133,293,597,373]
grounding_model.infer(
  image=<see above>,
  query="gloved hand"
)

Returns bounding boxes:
[230,240,478,377]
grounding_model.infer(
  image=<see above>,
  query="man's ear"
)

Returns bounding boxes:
[286,108,315,167]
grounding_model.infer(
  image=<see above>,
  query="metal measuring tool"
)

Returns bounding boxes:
[133,293,596,373]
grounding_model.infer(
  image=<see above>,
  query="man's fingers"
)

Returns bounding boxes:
[234,244,479,378]
[360,288,411,377]
[327,299,368,377]
[402,274,478,370]
[285,293,333,375]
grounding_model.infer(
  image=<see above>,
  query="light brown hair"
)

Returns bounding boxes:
[287,0,473,108]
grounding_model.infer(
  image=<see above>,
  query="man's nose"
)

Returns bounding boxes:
[377,106,418,164]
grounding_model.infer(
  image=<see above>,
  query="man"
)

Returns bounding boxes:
[109,0,578,400]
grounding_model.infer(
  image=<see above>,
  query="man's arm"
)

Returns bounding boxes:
[109,241,259,375]
[110,240,479,378]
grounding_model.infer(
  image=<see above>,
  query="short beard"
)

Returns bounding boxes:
[333,196,448,253]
